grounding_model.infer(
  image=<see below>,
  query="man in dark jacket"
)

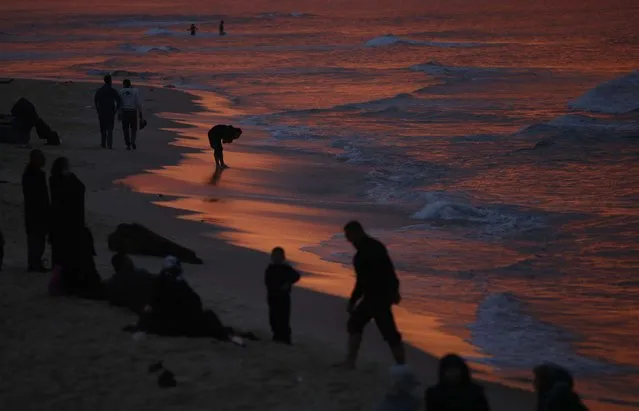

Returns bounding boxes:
[265,247,300,344]
[425,354,491,411]
[207,124,242,169]
[22,149,49,272]
[94,74,122,149]
[339,220,405,369]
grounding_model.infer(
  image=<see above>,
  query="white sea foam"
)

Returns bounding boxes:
[365,35,485,48]
[120,44,180,53]
[570,71,639,114]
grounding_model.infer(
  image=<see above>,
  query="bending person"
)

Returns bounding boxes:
[207,124,242,169]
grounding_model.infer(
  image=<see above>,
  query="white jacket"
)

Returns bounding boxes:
[119,87,142,112]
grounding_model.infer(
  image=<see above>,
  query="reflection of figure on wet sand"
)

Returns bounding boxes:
[209,166,226,185]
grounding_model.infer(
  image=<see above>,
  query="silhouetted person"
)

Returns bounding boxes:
[339,220,405,369]
[119,79,144,150]
[209,167,225,185]
[265,247,300,344]
[207,124,242,169]
[534,364,588,411]
[188,24,198,36]
[11,98,38,146]
[94,74,122,149]
[22,149,50,272]
[49,157,102,298]
[105,252,156,314]
[219,20,225,36]
[425,354,490,411]
[375,365,420,411]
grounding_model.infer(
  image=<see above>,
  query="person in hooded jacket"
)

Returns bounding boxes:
[425,354,491,411]
[533,363,589,411]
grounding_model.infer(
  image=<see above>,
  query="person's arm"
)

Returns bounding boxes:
[94,89,100,111]
[288,266,301,285]
[348,274,364,311]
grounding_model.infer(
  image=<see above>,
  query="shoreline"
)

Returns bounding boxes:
[0,77,577,410]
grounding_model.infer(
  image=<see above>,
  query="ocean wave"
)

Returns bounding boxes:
[144,28,177,37]
[119,44,181,53]
[365,35,486,48]
[467,292,628,375]
[257,11,311,18]
[569,71,639,114]
[85,69,157,78]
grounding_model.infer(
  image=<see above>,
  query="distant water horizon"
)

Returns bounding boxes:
[2,0,638,408]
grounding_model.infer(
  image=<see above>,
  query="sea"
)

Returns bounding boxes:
[1,0,638,408]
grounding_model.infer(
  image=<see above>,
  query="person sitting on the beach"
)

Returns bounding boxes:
[265,247,300,344]
[533,363,588,411]
[137,256,233,340]
[375,365,420,411]
[119,79,144,151]
[22,149,50,272]
[11,98,38,146]
[339,220,405,369]
[207,124,242,169]
[425,354,490,411]
[94,74,122,149]
[105,252,156,314]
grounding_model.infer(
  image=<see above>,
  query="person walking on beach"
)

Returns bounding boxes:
[22,149,50,272]
[425,354,491,411]
[219,20,225,36]
[119,79,144,151]
[94,74,122,149]
[207,124,242,169]
[339,220,405,369]
[265,247,300,344]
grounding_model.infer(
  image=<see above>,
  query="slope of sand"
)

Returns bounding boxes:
[0,79,536,410]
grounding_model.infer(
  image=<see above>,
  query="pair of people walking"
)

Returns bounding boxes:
[94,75,145,150]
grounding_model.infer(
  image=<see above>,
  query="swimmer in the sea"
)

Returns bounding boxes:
[188,24,198,36]
[219,20,225,36]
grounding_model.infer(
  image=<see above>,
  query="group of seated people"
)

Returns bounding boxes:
[107,253,250,342]
[378,355,588,411]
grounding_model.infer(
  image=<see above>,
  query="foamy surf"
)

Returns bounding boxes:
[570,71,639,114]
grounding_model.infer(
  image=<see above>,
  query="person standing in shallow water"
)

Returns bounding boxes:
[219,20,225,36]
[188,24,198,36]
[425,354,490,411]
[94,74,122,149]
[119,79,144,151]
[22,149,50,272]
[338,220,406,369]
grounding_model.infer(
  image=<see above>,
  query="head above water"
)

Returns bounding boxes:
[271,247,286,264]
[344,220,366,245]
[123,79,132,88]
[103,74,112,85]
[50,156,70,178]
[111,252,134,272]
[29,149,46,168]
[438,354,472,386]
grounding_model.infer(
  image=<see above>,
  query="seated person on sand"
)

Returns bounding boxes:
[135,256,253,342]
[105,252,156,315]
[207,124,242,169]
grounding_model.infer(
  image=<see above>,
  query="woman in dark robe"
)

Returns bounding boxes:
[49,157,102,298]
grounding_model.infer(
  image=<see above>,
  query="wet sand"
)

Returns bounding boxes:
[0,79,540,410]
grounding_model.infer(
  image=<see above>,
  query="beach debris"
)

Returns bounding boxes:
[158,369,177,388]
[148,360,164,373]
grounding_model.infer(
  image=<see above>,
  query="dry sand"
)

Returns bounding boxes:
[0,79,538,410]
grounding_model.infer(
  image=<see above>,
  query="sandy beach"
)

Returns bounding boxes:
[0,78,547,410]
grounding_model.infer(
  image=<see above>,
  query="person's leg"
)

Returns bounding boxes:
[268,297,278,338]
[283,294,292,344]
[130,113,138,149]
[342,300,374,368]
[122,112,131,149]
[98,114,107,148]
[374,304,406,365]
[106,114,115,149]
